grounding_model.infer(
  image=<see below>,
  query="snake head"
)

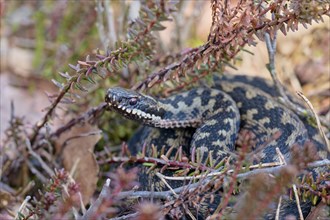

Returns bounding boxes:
[105,87,165,123]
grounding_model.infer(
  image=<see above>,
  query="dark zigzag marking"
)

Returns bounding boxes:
[214,74,328,158]
[214,82,307,163]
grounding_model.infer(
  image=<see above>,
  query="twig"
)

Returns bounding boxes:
[28,1,330,150]
[264,30,277,76]
[25,139,54,177]
[26,161,47,183]
[61,181,80,220]
[292,184,304,220]
[133,1,330,91]
[0,182,16,194]
[305,203,328,220]
[17,181,35,198]
[264,25,307,118]
[29,1,172,146]
[276,148,303,220]
[159,161,281,181]
[297,91,330,152]
[107,152,329,183]
[30,83,72,144]
[275,196,282,220]
[67,171,85,218]
[186,211,197,220]
[263,9,330,133]
[69,158,80,178]
[83,179,111,220]
[50,103,107,139]
[215,142,248,217]
[276,147,286,165]
[101,155,212,172]
[107,212,138,220]
[159,169,224,181]
[116,159,330,200]
[297,182,329,199]
[15,196,31,220]
[156,172,179,198]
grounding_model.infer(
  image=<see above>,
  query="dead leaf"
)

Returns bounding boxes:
[56,123,101,205]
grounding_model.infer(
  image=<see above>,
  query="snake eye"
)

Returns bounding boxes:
[129,98,137,106]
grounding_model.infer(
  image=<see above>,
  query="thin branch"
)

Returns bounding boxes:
[107,213,138,220]
[131,44,208,91]
[15,196,31,220]
[158,161,281,181]
[50,103,107,139]
[156,172,179,198]
[277,147,304,220]
[29,1,173,147]
[264,17,309,118]
[292,184,304,220]
[116,159,330,200]
[297,91,330,152]
[275,147,286,165]
[30,83,72,144]
[25,139,54,177]
[26,161,48,183]
[275,196,282,220]
[305,203,329,220]
[82,179,111,220]
[101,155,213,172]
[28,1,330,149]
[214,142,248,217]
[66,172,85,219]
[132,2,330,92]
[17,181,35,198]
[0,182,16,194]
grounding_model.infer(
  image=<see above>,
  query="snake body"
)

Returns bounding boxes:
[105,74,328,219]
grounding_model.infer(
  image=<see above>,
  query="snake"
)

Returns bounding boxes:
[105,74,329,219]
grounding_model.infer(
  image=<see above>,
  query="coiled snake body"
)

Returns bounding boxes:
[105,74,328,219]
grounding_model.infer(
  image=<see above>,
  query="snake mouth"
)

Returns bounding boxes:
[105,87,163,122]
[108,102,162,121]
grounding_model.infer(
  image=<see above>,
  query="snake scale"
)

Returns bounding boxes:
[105,74,329,219]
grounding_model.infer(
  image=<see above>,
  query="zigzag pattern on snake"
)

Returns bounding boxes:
[105,74,328,219]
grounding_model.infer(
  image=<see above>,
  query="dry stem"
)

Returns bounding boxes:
[275,196,282,220]
[116,159,329,200]
[297,91,330,152]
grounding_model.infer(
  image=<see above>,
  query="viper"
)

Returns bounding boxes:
[105,74,328,219]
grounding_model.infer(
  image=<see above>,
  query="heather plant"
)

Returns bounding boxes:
[1,0,329,219]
